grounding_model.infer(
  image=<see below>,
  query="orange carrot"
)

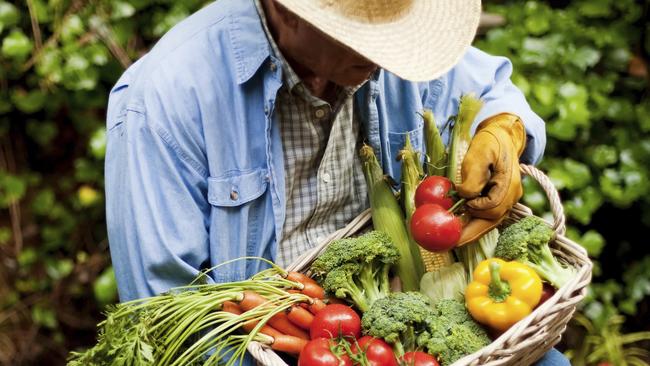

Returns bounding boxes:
[238,291,309,340]
[239,291,269,311]
[286,305,314,330]
[267,313,310,340]
[270,334,309,355]
[222,299,284,338]
[301,282,325,299]
[222,301,242,315]
[286,272,325,299]
[308,299,327,315]
[242,320,283,339]
[286,272,318,286]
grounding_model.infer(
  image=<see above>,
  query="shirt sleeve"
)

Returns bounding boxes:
[433,47,546,165]
[105,88,212,301]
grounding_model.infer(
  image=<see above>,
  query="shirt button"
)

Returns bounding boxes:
[314,108,326,119]
[270,62,277,72]
[322,172,331,183]
[230,190,239,201]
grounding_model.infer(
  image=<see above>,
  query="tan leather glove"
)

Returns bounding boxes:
[456,113,527,245]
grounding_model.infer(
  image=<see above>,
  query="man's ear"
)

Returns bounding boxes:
[273,1,300,29]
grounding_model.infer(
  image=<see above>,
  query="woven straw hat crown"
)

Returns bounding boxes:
[275,0,482,82]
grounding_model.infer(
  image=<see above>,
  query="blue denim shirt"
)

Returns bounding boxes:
[105,0,546,302]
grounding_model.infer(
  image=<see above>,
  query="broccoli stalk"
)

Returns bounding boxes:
[322,261,391,312]
[494,216,576,288]
[311,231,400,311]
[526,239,575,289]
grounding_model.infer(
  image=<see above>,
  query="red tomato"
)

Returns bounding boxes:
[415,176,454,210]
[299,338,353,366]
[351,336,398,366]
[400,352,440,366]
[536,283,556,308]
[410,204,462,251]
[310,304,361,339]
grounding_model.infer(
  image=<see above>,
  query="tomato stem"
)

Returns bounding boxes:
[448,198,466,214]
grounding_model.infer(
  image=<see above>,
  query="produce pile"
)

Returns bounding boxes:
[68,95,577,366]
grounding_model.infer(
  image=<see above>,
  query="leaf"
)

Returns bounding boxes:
[548,159,592,191]
[606,98,636,123]
[558,82,590,126]
[89,127,107,159]
[26,120,58,145]
[511,73,531,96]
[523,2,551,35]
[565,187,603,224]
[35,47,63,83]
[0,172,27,205]
[32,305,58,329]
[570,46,601,70]
[18,248,38,267]
[580,230,605,257]
[0,1,20,31]
[590,145,618,167]
[61,15,84,41]
[31,189,55,215]
[522,176,547,212]
[546,118,577,141]
[112,1,136,20]
[1,29,33,60]
[0,226,11,245]
[635,102,650,132]
[11,89,46,114]
[45,259,74,280]
[94,267,118,305]
[78,185,101,206]
[577,0,613,17]
[532,80,556,106]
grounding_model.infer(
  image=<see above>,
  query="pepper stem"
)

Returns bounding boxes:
[488,261,511,303]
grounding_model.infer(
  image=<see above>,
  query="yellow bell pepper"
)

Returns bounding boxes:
[465,258,542,331]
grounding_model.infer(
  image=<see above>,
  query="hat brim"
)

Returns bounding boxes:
[275,0,482,82]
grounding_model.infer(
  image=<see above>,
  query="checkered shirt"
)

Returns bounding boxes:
[255,1,369,267]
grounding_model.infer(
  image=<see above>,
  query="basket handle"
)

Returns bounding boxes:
[519,164,566,235]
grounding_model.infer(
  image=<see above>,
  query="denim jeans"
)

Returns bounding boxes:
[535,348,571,366]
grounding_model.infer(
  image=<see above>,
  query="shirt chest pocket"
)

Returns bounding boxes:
[206,168,273,282]
[207,169,270,207]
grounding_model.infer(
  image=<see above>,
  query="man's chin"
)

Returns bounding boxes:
[331,71,376,87]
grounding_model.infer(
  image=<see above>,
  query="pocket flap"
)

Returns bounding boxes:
[208,169,269,207]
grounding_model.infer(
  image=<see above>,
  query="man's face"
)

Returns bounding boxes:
[272,4,378,87]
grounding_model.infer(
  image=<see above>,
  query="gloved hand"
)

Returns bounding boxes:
[456,113,527,245]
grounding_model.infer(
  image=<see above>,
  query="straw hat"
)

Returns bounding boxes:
[275,0,482,82]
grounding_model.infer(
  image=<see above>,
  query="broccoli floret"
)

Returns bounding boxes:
[361,292,433,356]
[311,231,400,311]
[417,299,491,366]
[494,216,575,288]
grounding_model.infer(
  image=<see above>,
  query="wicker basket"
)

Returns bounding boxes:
[247,165,593,366]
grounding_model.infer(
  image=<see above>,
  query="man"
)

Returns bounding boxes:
[105,0,568,364]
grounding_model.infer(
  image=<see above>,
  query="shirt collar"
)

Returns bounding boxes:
[227,0,273,85]
[254,0,303,92]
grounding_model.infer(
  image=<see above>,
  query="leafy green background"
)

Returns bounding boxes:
[0,0,648,365]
